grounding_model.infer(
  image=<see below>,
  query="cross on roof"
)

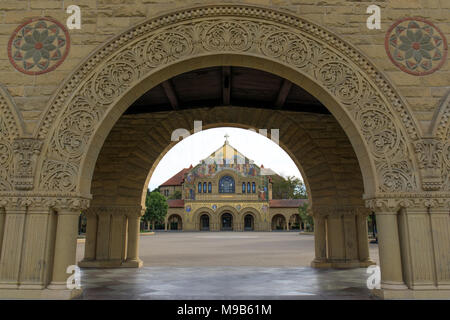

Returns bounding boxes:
[224,133,229,143]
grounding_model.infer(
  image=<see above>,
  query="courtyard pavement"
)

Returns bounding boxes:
[76,232,380,300]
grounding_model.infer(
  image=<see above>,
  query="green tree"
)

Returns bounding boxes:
[271,175,307,199]
[298,202,314,232]
[143,189,168,231]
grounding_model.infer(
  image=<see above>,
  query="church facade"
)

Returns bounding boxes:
[159,139,306,232]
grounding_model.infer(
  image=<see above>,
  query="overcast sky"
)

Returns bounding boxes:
[148,127,303,191]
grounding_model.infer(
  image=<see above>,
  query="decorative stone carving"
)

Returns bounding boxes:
[365,195,450,213]
[0,87,20,192]
[11,139,43,190]
[431,93,450,191]
[36,5,419,196]
[0,196,90,211]
[413,139,443,191]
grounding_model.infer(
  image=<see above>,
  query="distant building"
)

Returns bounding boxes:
[159,138,307,231]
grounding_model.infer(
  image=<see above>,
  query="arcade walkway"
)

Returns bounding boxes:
[75,232,380,299]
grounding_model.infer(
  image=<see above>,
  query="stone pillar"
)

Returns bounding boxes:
[327,215,346,263]
[18,206,56,289]
[311,215,329,268]
[429,205,450,290]
[356,211,375,267]
[342,212,359,263]
[79,206,136,268]
[374,210,407,290]
[81,210,98,262]
[0,204,27,288]
[123,208,144,268]
[47,206,82,295]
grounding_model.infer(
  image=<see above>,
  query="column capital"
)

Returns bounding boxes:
[312,205,368,218]
[366,195,450,213]
[87,205,145,218]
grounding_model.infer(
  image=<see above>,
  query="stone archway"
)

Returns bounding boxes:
[167,214,182,231]
[272,214,287,231]
[1,4,449,300]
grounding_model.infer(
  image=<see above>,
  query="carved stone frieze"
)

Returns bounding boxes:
[0,195,90,211]
[35,5,419,196]
[413,138,443,191]
[12,138,43,190]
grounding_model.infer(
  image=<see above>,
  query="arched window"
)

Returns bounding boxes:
[247,182,251,193]
[252,182,256,193]
[198,182,202,193]
[208,182,212,193]
[242,182,246,193]
[219,176,235,193]
[203,182,207,193]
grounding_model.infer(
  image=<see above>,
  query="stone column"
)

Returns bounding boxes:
[48,207,82,292]
[311,215,329,268]
[327,215,345,263]
[429,205,450,290]
[356,211,373,266]
[374,209,407,290]
[0,204,27,288]
[81,210,97,262]
[123,208,144,268]
[18,206,56,289]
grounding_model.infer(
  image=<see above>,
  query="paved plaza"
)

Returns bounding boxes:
[76,232,380,299]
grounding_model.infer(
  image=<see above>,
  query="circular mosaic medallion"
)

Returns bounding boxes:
[236,205,241,210]
[212,204,217,211]
[8,17,70,75]
[186,205,191,213]
[385,17,447,76]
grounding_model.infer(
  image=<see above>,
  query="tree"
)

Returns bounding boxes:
[298,202,314,232]
[271,175,307,199]
[143,189,168,231]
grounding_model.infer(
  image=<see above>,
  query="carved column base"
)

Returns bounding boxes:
[122,258,143,268]
[78,259,123,268]
[372,288,450,299]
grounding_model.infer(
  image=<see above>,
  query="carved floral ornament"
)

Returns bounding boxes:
[365,196,450,213]
[35,5,423,195]
[0,196,90,211]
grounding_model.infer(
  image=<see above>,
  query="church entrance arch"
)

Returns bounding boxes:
[244,214,254,231]
[221,213,233,231]
[200,214,210,231]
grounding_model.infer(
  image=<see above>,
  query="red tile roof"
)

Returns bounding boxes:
[167,199,185,208]
[160,167,191,186]
[269,199,308,208]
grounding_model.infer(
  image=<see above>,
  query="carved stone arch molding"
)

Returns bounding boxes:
[428,90,450,191]
[0,84,37,191]
[35,4,421,198]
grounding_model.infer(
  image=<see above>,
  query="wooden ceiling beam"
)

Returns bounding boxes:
[222,66,231,105]
[274,79,292,109]
[161,80,179,110]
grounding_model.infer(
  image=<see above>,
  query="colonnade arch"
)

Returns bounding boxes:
[0,4,448,300]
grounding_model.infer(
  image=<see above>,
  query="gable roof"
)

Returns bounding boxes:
[160,166,191,187]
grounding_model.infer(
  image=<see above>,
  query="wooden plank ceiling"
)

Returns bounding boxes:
[125,66,329,114]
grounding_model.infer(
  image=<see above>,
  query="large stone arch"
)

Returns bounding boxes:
[34,4,421,199]
[1,4,448,300]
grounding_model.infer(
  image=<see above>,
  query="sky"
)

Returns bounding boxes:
[148,127,303,191]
